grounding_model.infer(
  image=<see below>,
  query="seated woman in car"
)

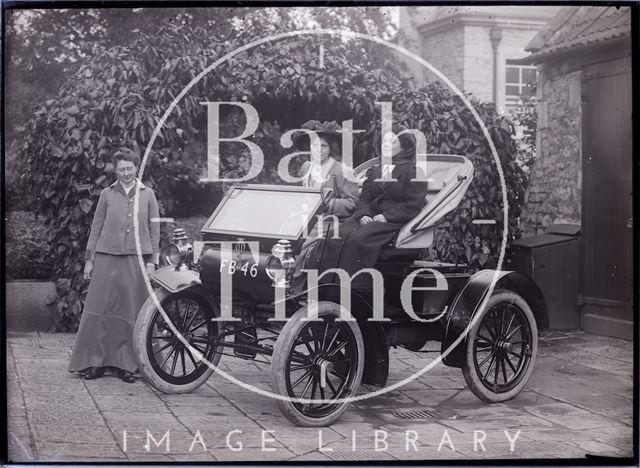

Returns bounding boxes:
[301,124,429,290]
[291,120,359,278]
[295,119,359,218]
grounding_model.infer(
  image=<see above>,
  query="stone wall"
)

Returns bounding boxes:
[520,63,582,235]
[461,25,494,102]
[420,27,465,88]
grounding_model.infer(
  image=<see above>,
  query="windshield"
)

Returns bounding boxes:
[202,185,324,240]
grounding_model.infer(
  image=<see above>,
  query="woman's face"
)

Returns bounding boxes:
[319,137,332,164]
[115,159,137,185]
[381,134,403,157]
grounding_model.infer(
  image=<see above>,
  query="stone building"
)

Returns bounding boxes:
[399,6,560,114]
[519,6,632,338]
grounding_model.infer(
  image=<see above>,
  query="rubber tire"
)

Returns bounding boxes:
[270,301,365,427]
[462,289,538,403]
[133,287,222,394]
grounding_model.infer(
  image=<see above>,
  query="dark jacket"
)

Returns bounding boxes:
[353,158,429,224]
[85,179,160,264]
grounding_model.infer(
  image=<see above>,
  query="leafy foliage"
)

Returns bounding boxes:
[510,84,538,176]
[21,10,525,330]
[6,211,55,280]
[6,7,395,208]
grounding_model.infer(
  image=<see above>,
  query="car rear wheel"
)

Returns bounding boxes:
[462,289,538,402]
[270,301,364,426]
[134,288,222,393]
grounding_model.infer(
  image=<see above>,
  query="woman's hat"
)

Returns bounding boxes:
[291,120,342,150]
[373,124,417,159]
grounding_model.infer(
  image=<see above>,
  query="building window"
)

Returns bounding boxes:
[505,59,537,113]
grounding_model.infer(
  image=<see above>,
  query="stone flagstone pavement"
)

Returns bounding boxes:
[6,330,635,463]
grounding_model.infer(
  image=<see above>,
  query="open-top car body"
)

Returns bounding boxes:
[133,154,549,426]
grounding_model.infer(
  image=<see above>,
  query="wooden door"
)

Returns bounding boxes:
[581,55,633,335]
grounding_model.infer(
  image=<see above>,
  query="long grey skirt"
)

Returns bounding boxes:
[68,253,150,373]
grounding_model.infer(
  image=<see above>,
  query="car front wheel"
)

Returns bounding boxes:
[133,288,222,394]
[270,301,364,426]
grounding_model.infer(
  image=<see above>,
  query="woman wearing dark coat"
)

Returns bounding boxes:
[68,148,160,382]
[304,127,429,290]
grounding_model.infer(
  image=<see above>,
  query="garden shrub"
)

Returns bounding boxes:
[6,211,55,280]
[5,146,31,211]
[509,88,538,176]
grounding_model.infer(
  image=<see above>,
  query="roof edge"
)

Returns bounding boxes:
[514,34,631,65]
[417,12,551,37]
[525,6,577,53]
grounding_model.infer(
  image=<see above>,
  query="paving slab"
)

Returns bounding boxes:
[321,446,400,461]
[553,349,631,372]
[455,440,576,459]
[33,442,126,461]
[273,430,343,455]
[160,394,229,407]
[577,343,634,363]
[421,375,467,390]
[92,394,171,413]
[7,432,35,462]
[385,378,432,391]
[440,414,555,432]
[594,406,635,426]
[385,445,469,460]
[167,452,217,461]
[30,424,116,445]
[287,450,334,461]
[567,394,632,412]
[354,389,426,409]
[210,445,297,461]
[123,452,174,462]
[28,410,106,427]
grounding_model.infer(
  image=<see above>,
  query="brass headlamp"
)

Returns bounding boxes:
[166,228,193,270]
[265,240,296,289]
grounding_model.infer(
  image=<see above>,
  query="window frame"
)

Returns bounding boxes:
[504,59,538,112]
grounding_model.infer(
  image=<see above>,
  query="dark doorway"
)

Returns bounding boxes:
[580,56,632,338]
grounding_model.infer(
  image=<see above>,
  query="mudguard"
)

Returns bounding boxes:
[151,266,201,294]
[150,266,220,314]
[441,269,548,368]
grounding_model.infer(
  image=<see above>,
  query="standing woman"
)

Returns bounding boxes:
[69,148,160,383]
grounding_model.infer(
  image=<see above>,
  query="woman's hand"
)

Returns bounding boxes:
[359,215,373,225]
[145,263,156,275]
[373,214,388,223]
[83,261,93,281]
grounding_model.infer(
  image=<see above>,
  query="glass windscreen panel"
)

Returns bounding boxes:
[204,187,323,239]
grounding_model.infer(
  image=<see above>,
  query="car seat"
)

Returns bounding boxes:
[353,154,474,251]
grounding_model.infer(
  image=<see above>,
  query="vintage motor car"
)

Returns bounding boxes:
[133,154,549,427]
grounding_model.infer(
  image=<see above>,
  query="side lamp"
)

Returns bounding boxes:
[166,227,193,270]
[265,240,296,289]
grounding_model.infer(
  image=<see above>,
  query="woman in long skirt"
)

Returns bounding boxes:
[68,148,160,382]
